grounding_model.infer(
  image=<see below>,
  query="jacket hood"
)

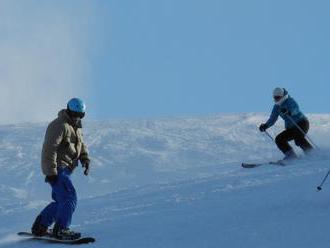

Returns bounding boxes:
[58,109,82,128]
[283,88,288,96]
[58,109,71,121]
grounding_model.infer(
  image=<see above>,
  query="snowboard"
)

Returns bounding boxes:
[242,160,285,168]
[18,232,95,245]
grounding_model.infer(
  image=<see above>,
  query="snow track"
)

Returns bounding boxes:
[0,114,330,247]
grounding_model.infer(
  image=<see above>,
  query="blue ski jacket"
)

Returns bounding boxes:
[265,94,307,130]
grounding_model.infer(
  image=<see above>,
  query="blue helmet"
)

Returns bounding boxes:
[67,98,86,113]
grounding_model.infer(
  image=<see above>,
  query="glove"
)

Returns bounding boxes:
[81,160,90,176]
[45,175,58,184]
[259,123,268,132]
[281,108,291,115]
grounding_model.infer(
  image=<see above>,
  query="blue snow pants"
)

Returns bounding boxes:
[39,166,77,229]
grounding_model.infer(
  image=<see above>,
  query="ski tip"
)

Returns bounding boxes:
[75,237,96,244]
[241,163,259,168]
[84,237,96,242]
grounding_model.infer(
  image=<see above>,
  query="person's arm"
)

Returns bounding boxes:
[41,123,65,176]
[265,105,280,128]
[79,130,90,175]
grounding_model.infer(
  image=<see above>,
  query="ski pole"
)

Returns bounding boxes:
[285,114,318,149]
[317,168,330,191]
[264,130,274,142]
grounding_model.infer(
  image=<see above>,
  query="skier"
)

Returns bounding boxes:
[31,98,90,240]
[259,87,313,161]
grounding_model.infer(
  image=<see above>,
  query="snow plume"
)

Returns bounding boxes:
[0,1,97,124]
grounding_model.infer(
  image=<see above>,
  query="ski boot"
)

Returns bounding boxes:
[278,149,298,164]
[53,223,81,240]
[31,215,48,236]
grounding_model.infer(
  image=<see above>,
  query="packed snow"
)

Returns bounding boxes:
[0,113,330,247]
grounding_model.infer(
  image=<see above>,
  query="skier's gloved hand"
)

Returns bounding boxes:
[81,159,90,176]
[259,123,268,132]
[45,175,58,184]
[281,108,291,116]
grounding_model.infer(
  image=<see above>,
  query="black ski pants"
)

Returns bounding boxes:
[275,119,313,154]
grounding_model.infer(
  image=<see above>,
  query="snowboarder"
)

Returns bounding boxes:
[259,87,313,161]
[31,98,90,240]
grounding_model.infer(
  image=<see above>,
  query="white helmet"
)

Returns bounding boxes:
[273,87,285,97]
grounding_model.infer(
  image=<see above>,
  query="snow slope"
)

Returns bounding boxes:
[1,113,330,247]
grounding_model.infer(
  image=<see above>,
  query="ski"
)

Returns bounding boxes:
[18,232,95,245]
[242,160,285,168]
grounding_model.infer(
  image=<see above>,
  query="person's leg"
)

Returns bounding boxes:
[275,129,295,154]
[32,184,58,235]
[293,119,313,152]
[54,168,77,230]
[31,215,48,236]
[275,129,298,159]
[39,203,58,226]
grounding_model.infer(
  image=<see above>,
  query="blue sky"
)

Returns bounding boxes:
[1,0,330,122]
[84,0,330,120]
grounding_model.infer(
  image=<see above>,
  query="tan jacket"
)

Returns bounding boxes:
[41,110,90,176]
